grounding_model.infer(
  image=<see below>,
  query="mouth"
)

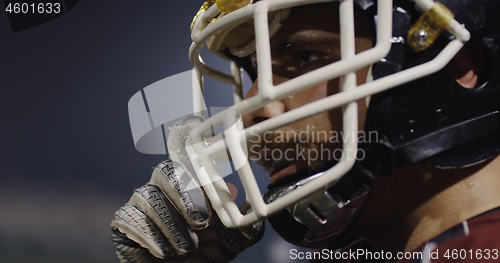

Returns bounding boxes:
[257,147,339,190]
[270,160,309,183]
[259,149,310,183]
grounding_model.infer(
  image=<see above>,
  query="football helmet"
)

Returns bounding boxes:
[152,0,499,248]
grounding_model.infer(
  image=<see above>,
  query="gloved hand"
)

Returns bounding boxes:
[110,159,264,263]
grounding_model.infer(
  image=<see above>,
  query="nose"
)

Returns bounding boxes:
[241,76,287,127]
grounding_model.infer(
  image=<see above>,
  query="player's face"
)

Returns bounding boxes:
[242,3,372,183]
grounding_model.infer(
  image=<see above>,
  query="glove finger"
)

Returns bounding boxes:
[186,207,265,263]
[127,184,198,255]
[149,160,210,230]
[110,204,174,259]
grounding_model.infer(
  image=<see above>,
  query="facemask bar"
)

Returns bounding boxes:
[188,0,470,228]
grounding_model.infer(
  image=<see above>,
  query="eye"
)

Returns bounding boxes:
[298,51,319,67]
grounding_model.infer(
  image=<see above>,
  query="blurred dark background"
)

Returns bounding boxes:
[0,1,311,262]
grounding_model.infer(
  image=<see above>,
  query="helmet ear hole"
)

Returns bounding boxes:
[451,42,488,89]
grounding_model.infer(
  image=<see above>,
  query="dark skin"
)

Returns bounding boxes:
[243,3,371,183]
[353,156,500,261]
[241,2,500,262]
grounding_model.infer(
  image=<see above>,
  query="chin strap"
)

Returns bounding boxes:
[263,141,395,248]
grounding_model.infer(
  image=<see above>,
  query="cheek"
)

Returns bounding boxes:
[307,82,344,133]
[291,82,330,106]
[325,79,343,131]
[284,82,339,132]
